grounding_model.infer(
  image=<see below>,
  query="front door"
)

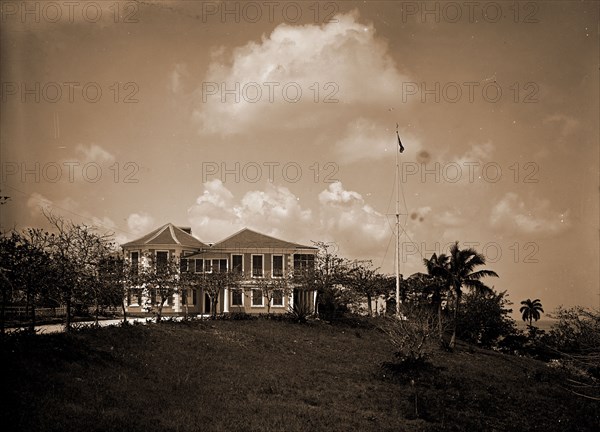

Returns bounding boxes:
[204,293,211,314]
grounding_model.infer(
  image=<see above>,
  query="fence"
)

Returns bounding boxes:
[4,306,67,320]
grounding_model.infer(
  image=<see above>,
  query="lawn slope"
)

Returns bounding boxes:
[2,318,598,432]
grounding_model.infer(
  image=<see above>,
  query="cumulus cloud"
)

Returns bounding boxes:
[127,212,155,236]
[454,141,495,166]
[192,10,409,136]
[318,182,389,255]
[490,192,571,237]
[188,180,313,242]
[75,144,115,163]
[186,180,389,257]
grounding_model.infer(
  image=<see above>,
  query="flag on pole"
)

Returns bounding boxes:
[396,130,405,153]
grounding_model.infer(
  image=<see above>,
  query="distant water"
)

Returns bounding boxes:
[516,319,557,332]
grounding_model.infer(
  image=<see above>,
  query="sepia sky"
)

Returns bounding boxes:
[1,1,598,316]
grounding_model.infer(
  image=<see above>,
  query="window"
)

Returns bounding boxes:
[180,258,189,273]
[130,251,139,275]
[252,255,263,277]
[232,254,243,274]
[156,251,168,273]
[294,254,315,272]
[181,289,187,306]
[194,259,204,273]
[272,290,284,307]
[272,255,284,277]
[252,289,264,306]
[231,289,243,306]
[211,259,227,273]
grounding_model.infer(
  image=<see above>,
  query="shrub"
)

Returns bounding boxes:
[287,301,312,323]
[379,305,437,364]
[455,290,517,349]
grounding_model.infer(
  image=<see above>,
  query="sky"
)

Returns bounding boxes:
[1,0,598,316]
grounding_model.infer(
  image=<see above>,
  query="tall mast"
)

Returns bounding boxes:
[395,126,401,317]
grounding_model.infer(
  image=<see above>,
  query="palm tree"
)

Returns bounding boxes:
[428,242,499,349]
[423,253,450,342]
[520,298,544,326]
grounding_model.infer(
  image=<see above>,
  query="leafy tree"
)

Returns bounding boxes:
[422,253,452,340]
[43,211,115,331]
[520,298,544,327]
[425,242,498,349]
[343,260,389,316]
[293,241,349,319]
[11,229,58,331]
[252,271,292,315]
[98,254,132,324]
[456,289,517,348]
[182,268,241,318]
[138,253,180,323]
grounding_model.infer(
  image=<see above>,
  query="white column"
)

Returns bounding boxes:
[224,286,229,313]
[173,293,180,313]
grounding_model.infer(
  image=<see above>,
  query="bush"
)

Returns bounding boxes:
[544,307,600,382]
[287,301,312,323]
[379,305,437,364]
[455,290,517,349]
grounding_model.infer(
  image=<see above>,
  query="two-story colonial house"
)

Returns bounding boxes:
[121,223,317,316]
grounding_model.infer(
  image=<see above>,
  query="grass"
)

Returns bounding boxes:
[2,317,598,432]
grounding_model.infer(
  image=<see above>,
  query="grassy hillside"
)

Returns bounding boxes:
[2,317,598,432]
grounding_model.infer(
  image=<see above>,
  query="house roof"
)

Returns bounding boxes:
[211,228,317,251]
[122,223,209,249]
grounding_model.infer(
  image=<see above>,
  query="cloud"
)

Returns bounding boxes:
[318,182,389,255]
[127,212,155,236]
[433,208,466,228]
[186,180,389,257]
[26,192,128,243]
[490,192,571,237]
[543,114,581,137]
[333,118,423,164]
[27,192,53,215]
[187,180,313,242]
[168,63,189,94]
[75,144,115,164]
[454,141,495,166]
[192,10,409,136]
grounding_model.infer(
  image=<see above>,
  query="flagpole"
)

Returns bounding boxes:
[395,128,401,318]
